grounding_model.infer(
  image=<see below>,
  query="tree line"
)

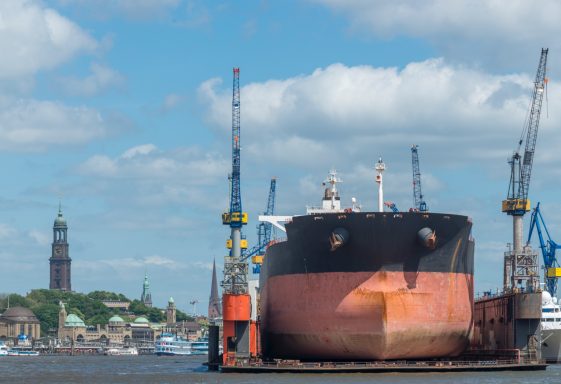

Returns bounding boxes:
[0,289,193,334]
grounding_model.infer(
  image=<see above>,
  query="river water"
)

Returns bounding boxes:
[1,355,560,384]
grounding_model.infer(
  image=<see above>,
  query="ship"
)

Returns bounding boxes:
[541,290,561,363]
[259,169,474,361]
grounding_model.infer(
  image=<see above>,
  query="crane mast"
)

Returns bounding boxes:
[502,48,548,292]
[411,145,427,212]
[221,67,248,295]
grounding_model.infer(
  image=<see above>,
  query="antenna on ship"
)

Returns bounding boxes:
[375,157,386,213]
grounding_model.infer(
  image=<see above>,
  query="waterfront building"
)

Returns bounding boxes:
[101,301,130,312]
[0,306,41,341]
[49,204,71,291]
[140,273,152,307]
[166,297,176,325]
[208,259,221,320]
[57,302,132,344]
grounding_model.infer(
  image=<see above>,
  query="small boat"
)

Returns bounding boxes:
[104,346,138,356]
[0,343,8,356]
[7,348,40,356]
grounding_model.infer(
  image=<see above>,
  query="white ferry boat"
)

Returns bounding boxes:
[154,333,192,356]
[541,290,561,363]
[104,346,138,356]
[6,348,40,356]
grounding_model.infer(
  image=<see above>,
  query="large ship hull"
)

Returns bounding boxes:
[259,212,474,360]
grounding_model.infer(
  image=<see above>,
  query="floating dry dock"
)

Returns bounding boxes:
[220,358,546,373]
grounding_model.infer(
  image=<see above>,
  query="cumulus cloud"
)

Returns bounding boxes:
[56,63,125,96]
[76,144,230,212]
[0,0,98,79]
[0,97,108,151]
[312,0,561,71]
[198,60,561,172]
[28,230,50,246]
[79,144,228,182]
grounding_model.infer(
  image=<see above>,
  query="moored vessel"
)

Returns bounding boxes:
[154,333,192,356]
[104,346,138,356]
[541,290,561,363]
[259,169,474,361]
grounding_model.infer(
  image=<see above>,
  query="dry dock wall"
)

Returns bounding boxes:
[471,292,541,358]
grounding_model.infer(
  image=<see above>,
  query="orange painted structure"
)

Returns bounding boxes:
[222,293,258,365]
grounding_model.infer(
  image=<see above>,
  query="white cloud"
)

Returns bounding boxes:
[0,97,107,151]
[79,144,228,182]
[198,60,561,172]
[28,230,50,246]
[0,0,98,79]
[0,224,17,239]
[313,1,561,72]
[56,63,125,96]
[160,93,184,113]
[121,144,158,159]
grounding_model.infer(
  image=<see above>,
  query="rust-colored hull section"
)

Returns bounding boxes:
[259,212,474,360]
[261,271,473,360]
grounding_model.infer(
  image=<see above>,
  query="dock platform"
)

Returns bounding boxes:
[220,359,547,373]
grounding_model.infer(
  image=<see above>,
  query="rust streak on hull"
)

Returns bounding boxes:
[261,270,473,360]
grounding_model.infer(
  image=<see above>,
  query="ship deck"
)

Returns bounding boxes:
[220,359,547,373]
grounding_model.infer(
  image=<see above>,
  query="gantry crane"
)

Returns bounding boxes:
[243,178,277,274]
[502,48,548,292]
[411,145,428,212]
[221,67,248,295]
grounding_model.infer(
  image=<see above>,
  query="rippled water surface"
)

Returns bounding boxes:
[1,355,561,384]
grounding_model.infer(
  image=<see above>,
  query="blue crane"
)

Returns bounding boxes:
[243,178,277,273]
[384,201,399,213]
[411,145,428,212]
[221,68,248,295]
[527,203,561,297]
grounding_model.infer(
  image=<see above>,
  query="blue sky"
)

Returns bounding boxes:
[2,0,561,314]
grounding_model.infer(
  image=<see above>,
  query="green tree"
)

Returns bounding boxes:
[32,303,60,334]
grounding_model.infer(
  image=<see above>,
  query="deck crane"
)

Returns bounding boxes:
[242,178,277,274]
[502,48,549,292]
[411,145,428,212]
[527,203,561,297]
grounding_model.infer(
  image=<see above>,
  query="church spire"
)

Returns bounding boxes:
[141,272,153,307]
[208,258,221,320]
[50,202,71,291]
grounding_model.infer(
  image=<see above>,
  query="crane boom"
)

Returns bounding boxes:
[503,48,548,215]
[502,48,548,293]
[411,145,427,212]
[243,178,277,273]
[527,203,561,296]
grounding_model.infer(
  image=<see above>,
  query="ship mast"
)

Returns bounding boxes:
[375,157,385,213]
